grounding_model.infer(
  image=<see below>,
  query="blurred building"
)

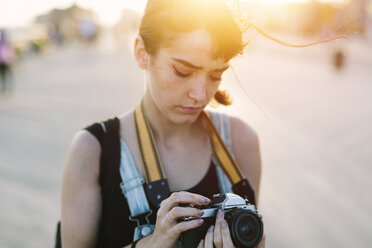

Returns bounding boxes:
[34,4,100,44]
[5,24,48,56]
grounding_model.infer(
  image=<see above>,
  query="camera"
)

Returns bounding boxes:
[179,193,263,248]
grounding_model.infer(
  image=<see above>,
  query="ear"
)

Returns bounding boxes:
[134,34,149,70]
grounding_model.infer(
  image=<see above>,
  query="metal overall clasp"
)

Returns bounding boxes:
[130,210,155,241]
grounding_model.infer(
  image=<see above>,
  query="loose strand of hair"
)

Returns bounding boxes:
[230,65,278,126]
[247,22,349,48]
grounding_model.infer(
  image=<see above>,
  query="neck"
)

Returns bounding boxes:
[142,93,205,146]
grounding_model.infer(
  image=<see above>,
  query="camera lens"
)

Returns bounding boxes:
[227,209,263,248]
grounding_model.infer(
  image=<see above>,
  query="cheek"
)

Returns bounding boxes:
[148,68,185,101]
[206,82,221,99]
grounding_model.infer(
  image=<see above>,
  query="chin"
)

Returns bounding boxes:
[169,111,201,125]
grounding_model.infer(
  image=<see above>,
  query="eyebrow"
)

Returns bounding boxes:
[171,57,230,72]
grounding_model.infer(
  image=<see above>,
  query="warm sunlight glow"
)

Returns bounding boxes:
[241,0,348,3]
[0,0,353,28]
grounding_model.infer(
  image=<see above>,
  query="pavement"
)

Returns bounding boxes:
[0,30,371,247]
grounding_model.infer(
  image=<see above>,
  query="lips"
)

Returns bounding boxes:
[180,106,202,114]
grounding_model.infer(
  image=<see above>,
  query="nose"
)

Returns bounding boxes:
[188,77,206,103]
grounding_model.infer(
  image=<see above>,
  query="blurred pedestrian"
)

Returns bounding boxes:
[0,29,15,93]
[78,17,98,43]
[333,48,346,71]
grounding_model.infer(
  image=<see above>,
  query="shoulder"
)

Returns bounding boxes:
[229,116,262,202]
[229,116,259,149]
[70,129,102,159]
[63,130,102,184]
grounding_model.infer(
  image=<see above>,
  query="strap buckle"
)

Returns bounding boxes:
[129,210,153,227]
[120,175,145,197]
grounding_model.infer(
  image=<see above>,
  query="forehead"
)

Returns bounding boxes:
[157,29,228,69]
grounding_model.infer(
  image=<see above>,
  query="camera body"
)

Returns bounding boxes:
[179,193,263,248]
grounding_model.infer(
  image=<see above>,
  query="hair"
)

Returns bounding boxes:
[138,0,346,107]
[139,0,246,106]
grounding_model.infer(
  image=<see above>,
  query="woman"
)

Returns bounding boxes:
[60,0,264,247]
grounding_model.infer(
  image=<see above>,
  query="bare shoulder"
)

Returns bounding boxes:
[61,130,102,246]
[63,130,101,184]
[229,116,259,147]
[229,116,262,203]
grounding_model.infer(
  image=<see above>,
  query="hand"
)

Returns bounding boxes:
[197,210,235,248]
[198,210,266,248]
[148,191,210,248]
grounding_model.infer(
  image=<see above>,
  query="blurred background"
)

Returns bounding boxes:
[0,0,371,247]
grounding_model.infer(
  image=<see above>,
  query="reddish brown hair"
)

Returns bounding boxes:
[139,0,247,106]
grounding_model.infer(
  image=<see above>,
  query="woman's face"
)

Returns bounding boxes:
[139,29,230,124]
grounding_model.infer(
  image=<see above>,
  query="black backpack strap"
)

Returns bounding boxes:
[97,117,121,187]
[94,117,121,248]
[55,221,61,248]
[84,122,106,147]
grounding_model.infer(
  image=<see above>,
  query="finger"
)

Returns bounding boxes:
[220,219,235,248]
[171,218,204,234]
[197,239,204,248]
[159,191,210,213]
[168,206,204,221]
[204,225,214,248]
[213,210,224,248]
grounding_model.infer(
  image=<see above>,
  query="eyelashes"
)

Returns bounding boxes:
[172,66,222,81]
[173,66,190,78]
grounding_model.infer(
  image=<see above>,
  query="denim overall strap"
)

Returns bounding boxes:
[102,121,151,218]
[101,122,154,242]
[119,139,151,217]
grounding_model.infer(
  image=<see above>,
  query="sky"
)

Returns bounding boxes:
[0,0,348,28]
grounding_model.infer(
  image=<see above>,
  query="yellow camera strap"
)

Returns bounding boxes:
[134,102,171,208]
[134,102,165,183]
[201,111,246,185]
[134,101,254,206]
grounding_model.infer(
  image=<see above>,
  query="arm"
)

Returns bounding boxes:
[61,130,102,247]
[229,116,262,205]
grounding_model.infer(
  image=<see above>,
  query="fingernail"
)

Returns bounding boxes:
[199,219,204,224]
[203,197,210,204]
[198,239,204,247]
[221,219,227,229]
[198,210,204,216]
[208,225,214,233]
[218,210,224,218]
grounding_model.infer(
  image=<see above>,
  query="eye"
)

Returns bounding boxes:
[173,66,191,78]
